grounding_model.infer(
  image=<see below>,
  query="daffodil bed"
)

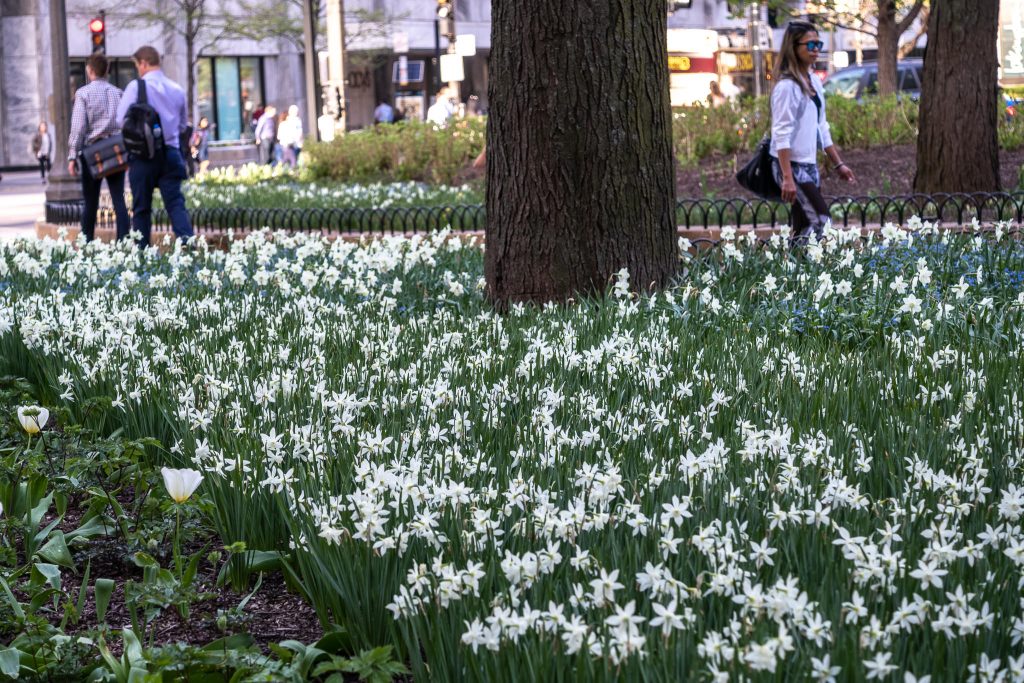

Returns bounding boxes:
[2,221,1024,681]
[181,178,482,211]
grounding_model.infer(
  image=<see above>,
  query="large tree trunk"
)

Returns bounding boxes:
[484,0,677,307]
[914,0,1000,193]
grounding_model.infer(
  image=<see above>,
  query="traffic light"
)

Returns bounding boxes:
[89,11,106,54]
[436,0,454,41]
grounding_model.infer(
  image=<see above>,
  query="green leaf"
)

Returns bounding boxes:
[0,576,25,620]
[37,531,75,569]
[75,560,92,621]
[200,634,255,652]
[97,638,125,681]
[132,552,159,569]
[122,628,145,665]
[27,493,53,529]
[95,578,115,623]
[0,648,21,677]
[314,627,356,657]
[312,657,347,678]
[236,572,262,611]
[31,517,62,550]
[182,552,203,589]
[65,515,117,542]
[31,563,61,593]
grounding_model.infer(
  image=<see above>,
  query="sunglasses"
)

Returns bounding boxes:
[798,40,825,51]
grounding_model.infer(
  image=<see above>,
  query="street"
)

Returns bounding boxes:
[0,172,45,242]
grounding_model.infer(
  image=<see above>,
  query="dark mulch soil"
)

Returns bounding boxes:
[24,499,322,654]
[677,144,1024,199]
[456,144,1023,200]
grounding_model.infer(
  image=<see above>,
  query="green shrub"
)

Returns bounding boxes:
[303,119,486,184]
[999,112,1024,152]
[671,95,920,167]
[823,94,918,147]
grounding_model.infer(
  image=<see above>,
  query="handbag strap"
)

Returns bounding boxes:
[136,79,148,105]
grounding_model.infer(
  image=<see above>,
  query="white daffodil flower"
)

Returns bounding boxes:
[161,467,204,503]
[17,406,49,435]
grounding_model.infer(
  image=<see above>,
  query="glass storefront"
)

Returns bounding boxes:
[197,57,265,142]
[70,58,138,94]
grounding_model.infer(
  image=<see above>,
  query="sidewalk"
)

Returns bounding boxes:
[0,171,46,241]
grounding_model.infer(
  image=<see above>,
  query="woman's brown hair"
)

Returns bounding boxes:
[772,21,817,96]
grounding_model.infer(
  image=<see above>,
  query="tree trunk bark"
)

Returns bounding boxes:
[186,17,196,123]
[484,0,676,307]
[914,0,1000,193]
[875,1,899,97]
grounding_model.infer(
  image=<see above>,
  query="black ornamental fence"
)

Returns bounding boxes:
[44,192,1024,236]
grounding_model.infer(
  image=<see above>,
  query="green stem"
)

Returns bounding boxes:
[175,505,182,581]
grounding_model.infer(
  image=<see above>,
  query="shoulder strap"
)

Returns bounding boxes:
[136,79,148,105]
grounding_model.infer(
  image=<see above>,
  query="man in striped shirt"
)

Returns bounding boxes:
[68,52,130,242]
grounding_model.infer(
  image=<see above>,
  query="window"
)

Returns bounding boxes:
[864,71,878,96]
[69,57,137,94]
[898,66,920,92]
[393,60,425,83]
[823,69,863,99]
[197,57,266,141]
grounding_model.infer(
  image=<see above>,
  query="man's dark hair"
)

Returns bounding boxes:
[132,45,161,67]
[86,51,109,78]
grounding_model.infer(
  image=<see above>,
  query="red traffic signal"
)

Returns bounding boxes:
[89,12,106,53]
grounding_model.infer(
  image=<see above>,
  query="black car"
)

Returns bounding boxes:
[822,59,924,100]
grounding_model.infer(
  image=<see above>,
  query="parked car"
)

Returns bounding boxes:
[822,59,924,101]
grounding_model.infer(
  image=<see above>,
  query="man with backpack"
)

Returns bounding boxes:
[115,45,194,248]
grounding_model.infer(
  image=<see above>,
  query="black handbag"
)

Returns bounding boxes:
[736,135,781,200]
[81,133,129,179]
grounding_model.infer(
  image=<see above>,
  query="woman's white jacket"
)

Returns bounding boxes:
[769,72,834,164]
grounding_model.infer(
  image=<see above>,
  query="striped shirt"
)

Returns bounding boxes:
[68,79,123,160]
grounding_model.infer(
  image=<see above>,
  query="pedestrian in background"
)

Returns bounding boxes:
[770,21,855,244]
[67,51,130,242]
[115,45,194,248]
[707,81,727,108]
[191,116,212,174]
[426,88,454,127]
[31,122,54,183]
[273,109,289,165]
[180,120,195,176]
[255,105,277,165]
[277,105,303,167]
[374,99,395,124]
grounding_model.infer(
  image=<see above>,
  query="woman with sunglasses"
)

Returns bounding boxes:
[770,21,856,244]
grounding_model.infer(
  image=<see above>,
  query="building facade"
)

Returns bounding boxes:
[9,0,1008,170]
[0,0,493,168]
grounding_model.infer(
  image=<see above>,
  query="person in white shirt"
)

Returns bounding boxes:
[277,105,304,167]
[426,88,455,127]
[770,21,856,244]
[30,122,54,183]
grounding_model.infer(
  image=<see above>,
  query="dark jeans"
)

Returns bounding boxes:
[259,139,276,165]
[38,155,51,179]
[80,162,130,242]
[789,180,830,244]
[128,146,194,248]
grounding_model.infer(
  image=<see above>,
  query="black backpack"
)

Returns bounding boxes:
[122,79,165,160]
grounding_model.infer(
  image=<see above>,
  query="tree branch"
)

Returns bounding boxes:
[896,0,926,34]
